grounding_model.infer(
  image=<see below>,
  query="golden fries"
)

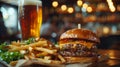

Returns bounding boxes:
[51,60,62,64]
[35,47,57,54]
[29,41,48,47]
[44,56,51,60]
[24,55,29,60]
[37,58,52,64]
[8,45,29,51]
[8,38,66,65]
[9,61,18,66]
[36,52,48,57]
[58,54,66,63]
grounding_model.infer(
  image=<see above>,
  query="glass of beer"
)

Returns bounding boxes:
[18,0,42,40]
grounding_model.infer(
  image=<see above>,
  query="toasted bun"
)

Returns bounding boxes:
[64,57,97,63]
[60,28,100,43]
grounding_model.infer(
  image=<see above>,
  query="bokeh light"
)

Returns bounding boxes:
[87,6,92,13]
[52,1,58,8]
[67,7,74,13]
[83,3,88,9]
[77,0,83,7]
[61,5,67,11]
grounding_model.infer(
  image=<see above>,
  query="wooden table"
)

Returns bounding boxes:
[89,49,120,67]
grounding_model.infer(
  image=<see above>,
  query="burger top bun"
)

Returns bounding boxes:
[60,28,100,43]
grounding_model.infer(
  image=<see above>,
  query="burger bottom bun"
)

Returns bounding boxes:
[64,57,97,64]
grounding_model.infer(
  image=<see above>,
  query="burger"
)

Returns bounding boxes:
[59,28,100,63]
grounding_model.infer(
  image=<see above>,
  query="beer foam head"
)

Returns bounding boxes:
[19,0,42,6]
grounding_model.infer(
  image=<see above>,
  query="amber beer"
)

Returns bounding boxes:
[19,0,42,40]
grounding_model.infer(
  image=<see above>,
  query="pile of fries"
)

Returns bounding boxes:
[7,38,66,66]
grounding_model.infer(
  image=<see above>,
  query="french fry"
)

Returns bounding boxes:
[8,45,18,49]
[58,54,66,63]
[10,61,18,66]
[20,50,27,54]
[11,41,26,46]
[28,47,33,52]
[44,56,51,60]
[24,55,30,60]
[35,47,57,54]
[51,60,62,64]
[37,58,52,64]
[29,54,35,59]
[11,41,21,46]
[30,41,48,47]
[36,52,48,57]
[9,45,29,51]
[30,52,35,58]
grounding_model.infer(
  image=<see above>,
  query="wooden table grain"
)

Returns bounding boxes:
[89,49,120,67]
